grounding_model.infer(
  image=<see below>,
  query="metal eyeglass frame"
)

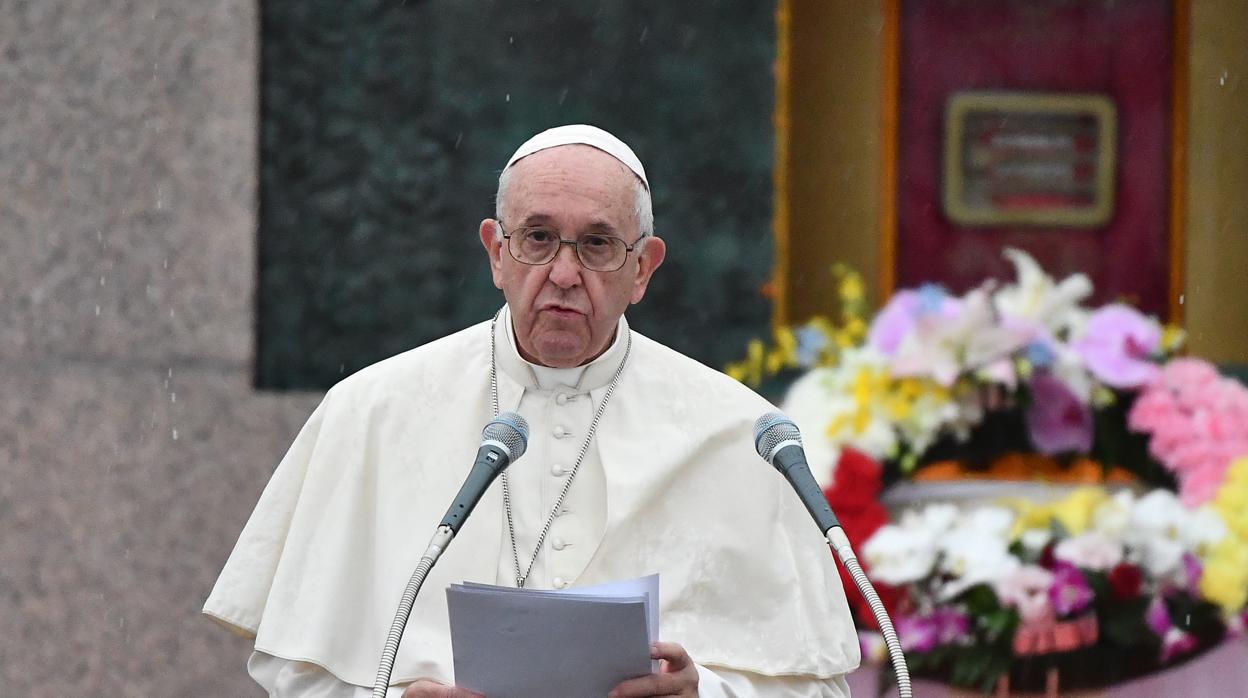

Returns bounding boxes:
[497,221,647,272]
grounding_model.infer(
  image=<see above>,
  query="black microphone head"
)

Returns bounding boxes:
[753,412,802,465]
[484,412,530,460]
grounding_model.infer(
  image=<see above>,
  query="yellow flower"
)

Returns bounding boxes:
[1092,386,1117,408]
[1161,324,1187,353]
[766,327,798,374]
[1199,538,1248,613]
[839,274,865,303]
[725,339,766,386]
[1224,456,1248,486]
[1214,457,1248,540]
[844,316,868,341]
[1009,487,1107,538]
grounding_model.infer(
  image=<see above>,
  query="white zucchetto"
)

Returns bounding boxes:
[504,124,649,190]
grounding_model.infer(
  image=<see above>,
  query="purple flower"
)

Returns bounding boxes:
[895,613,941,653]
[1073,304,1162,389]
[1182,552,1203,592]
[895,608,971,653]
[1148,595,1200,662]
[1025,373,1094,454]
[1049,562,1094,616]
[1161,628,1200,662]
[936,608,971,644]
[1146,595,1172,637]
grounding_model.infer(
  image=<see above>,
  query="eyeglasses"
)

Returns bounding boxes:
[498,222,646,272]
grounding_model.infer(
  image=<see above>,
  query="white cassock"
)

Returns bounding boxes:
[204,306,860,696]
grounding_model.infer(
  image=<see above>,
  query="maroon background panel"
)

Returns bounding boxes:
[896,0,1173,317]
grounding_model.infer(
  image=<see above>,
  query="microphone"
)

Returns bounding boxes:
[753,411,914,697]
[753,412,840,535]
[373,411,529,698]
[439,412,530,532]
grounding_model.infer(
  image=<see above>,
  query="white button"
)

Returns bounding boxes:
[552,425,569,438]
[552,537,568,551]
[551,464,567,476]
[555,393,570,405]
[552,577,567,589]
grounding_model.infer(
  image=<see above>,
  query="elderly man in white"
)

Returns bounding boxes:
[204,125,860,697]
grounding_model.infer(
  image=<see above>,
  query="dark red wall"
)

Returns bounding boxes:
[897,0,1173,316]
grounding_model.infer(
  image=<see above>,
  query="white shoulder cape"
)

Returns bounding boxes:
[204,318,860,687]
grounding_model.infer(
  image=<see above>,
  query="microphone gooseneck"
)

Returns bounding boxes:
[372,412,530,698]
[753,412,913,698]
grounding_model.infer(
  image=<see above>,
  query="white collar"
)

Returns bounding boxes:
[496,304,629,392]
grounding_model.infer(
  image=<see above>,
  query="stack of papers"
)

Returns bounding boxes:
[446,574,659,697]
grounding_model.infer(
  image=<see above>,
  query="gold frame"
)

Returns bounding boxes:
[941,92,1118,227]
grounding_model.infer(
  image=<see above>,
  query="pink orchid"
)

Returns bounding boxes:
[1073,304,1161,389]
[867,286,962,356]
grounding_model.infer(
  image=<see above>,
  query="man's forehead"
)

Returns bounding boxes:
[508,144,633,181]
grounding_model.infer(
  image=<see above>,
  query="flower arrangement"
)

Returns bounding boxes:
[729,250,1248,692]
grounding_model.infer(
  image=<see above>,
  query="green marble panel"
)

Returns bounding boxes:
[258,0,776,388]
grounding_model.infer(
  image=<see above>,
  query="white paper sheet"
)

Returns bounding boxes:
[447,574,659,697]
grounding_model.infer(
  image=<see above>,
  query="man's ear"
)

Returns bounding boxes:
[479,219,504,290]
[630,235,666,304]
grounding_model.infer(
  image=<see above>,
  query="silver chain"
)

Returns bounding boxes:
[490,309,631,588]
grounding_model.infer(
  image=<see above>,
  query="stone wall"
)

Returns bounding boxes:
[1,2,314,694]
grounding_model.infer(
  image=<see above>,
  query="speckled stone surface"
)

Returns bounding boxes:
[0,1,317,695]
[0,0,258,366]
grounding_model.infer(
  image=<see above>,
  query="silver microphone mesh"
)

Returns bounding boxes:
[484,412,530,460]
[753,411,802,462]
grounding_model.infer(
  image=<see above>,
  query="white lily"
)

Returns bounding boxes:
[994,247,1093,336]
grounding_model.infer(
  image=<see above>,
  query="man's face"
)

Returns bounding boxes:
[480,145,666,368]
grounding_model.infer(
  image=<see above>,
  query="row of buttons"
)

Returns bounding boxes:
[548,391,582,591]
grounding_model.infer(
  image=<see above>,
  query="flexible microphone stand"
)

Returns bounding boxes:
[370,414,529,698]
[754,413,913,698]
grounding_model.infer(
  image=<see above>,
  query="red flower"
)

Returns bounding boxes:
[1108,562,1144,601]
[822,448,898,628]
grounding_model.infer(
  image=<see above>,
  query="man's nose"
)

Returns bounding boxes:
[547,242,583,288]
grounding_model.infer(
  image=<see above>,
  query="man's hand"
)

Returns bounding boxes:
[400,679,483,698]
[608,642,699,697]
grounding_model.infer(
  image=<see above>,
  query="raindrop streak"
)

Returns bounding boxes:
[558,87,569,105]
[95,305,101,316]
[172,429,179,441]
[171,392,176,404]
[100,275,105,286]
[1219,70,1228,86]
[1180,294,1185,305]
[505,93,511,103]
